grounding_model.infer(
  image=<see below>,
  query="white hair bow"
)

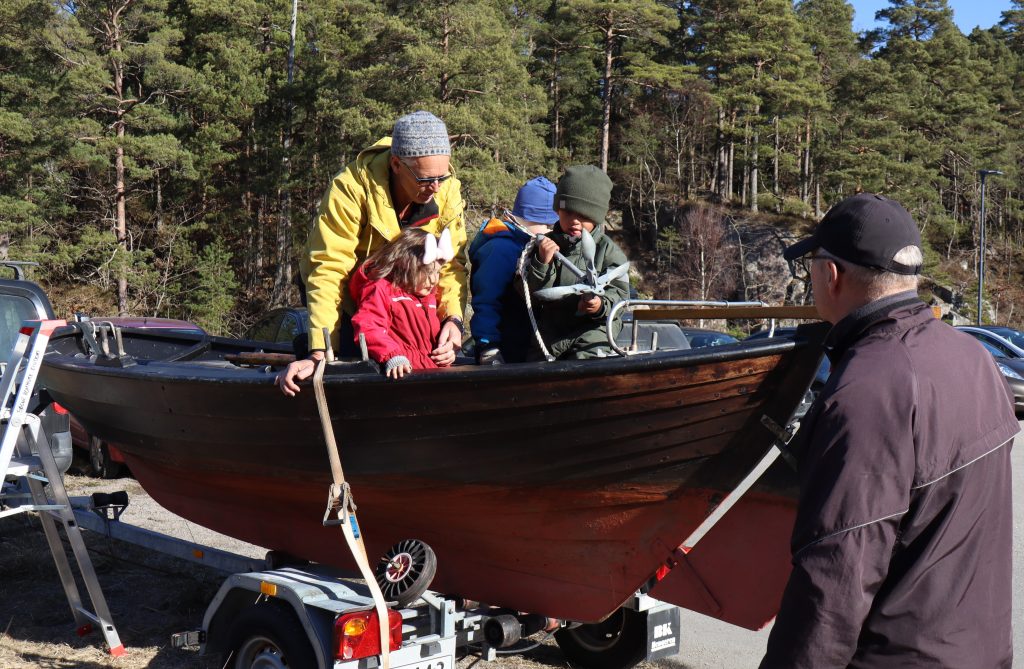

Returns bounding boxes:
[422,228,454,265]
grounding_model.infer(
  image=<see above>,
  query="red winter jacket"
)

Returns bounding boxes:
[349,265,440,370]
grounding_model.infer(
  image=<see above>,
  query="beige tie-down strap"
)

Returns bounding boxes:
[313,358,391,669]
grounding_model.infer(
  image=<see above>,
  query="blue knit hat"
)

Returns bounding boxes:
[391,111,451,158]
[512,177,559,225]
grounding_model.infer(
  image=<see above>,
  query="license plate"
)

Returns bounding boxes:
[397,655,454,669]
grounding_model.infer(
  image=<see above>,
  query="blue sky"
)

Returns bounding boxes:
[847,1,1015,34]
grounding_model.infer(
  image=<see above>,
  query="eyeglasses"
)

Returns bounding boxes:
[805,251,846,273]
[400,161,452,186]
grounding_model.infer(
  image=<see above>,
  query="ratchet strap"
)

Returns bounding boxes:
[313,358,391,669]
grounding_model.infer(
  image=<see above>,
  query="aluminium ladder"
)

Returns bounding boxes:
[0,319,125,656]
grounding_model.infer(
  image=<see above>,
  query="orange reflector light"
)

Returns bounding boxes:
[51,402,69,415]
[259,581,278,597]
[333,609,402,660]
[192,549,205,559]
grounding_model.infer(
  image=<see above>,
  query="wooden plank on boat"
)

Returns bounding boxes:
[224,352,296,366]
[632,305,820,321]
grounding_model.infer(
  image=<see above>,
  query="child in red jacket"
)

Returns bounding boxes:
[350,227,455,379]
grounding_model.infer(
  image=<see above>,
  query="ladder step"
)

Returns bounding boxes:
[72,607,102,627]
[5,455,41,477]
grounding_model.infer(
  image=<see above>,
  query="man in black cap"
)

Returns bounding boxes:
[761,193,1019,668]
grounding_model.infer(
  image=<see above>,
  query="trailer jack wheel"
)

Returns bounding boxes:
[375,539,436,607]
[554,607,645,669]
[226,601,316,669]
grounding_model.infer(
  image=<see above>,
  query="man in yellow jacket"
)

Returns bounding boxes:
[278,111,466,395]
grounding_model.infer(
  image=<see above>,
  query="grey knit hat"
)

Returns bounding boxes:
[554,165,613,224]
[391,111,451,158]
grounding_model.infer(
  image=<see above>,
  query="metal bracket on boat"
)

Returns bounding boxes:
[77,320,135,368]
[760,415,799,471]
[607,299,768,356]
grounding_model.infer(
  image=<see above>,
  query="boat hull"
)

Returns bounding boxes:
[41,326,825,622]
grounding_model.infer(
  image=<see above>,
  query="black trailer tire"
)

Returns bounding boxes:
[226,601,318,669]
[89,437,124,479]
[555,607,646,669]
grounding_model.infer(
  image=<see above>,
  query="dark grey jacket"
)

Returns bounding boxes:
[762,293,1019,669]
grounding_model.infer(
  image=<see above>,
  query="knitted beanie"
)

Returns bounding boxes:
[554,165,613,224]
[391,111,451,158]
[512,176,559,225]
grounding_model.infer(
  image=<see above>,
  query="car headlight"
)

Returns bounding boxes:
[996,362,1024,380]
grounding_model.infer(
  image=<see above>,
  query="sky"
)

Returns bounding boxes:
[847,1,1015,34]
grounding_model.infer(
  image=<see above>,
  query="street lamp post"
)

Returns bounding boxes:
[977,169,1004,325]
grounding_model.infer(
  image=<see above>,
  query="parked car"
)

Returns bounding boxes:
[955,326,1024,415]
[70,315,205,477]
[974,325,1024,352]
[244,306,309,352]
[956,325,1024,358]
[616,318,691,352]
[679,327,739,349]
[0,261,72,474]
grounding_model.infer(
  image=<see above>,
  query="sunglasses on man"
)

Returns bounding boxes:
[401,161,453,186]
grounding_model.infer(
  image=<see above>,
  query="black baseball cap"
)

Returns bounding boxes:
[783,193,922,275]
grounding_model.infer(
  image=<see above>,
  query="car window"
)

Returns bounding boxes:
[972,332,1015,357]
[993,328,1024,350]
[247,313,285,342]
[975,338,1009,359]
[279,312,304,343]
[0,294,45,358]
[687,332,738,348]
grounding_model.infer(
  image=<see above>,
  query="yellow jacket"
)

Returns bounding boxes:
[301,137,467,352]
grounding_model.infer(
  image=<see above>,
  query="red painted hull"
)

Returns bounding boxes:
[41,325,824,622]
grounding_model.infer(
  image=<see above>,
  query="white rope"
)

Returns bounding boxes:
[516,236,555,362]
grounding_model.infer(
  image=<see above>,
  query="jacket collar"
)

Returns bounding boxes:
[823,290,924,364]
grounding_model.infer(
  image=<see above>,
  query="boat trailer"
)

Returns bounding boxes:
[72,492,682,669]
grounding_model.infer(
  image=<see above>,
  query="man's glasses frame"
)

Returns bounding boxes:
[400,160,453,186]
[806,251,846,273]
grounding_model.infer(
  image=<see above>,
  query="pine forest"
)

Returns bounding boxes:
[1,0,1023,334]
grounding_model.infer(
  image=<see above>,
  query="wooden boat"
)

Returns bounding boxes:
[39,306,825,625]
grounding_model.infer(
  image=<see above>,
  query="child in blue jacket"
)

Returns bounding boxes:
[468,177,559,364]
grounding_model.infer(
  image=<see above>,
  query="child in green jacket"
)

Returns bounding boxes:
[525,165,629,359]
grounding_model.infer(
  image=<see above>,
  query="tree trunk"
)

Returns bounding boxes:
[750,107,759,213]
[272,0,299,306]
[715,107,726,198]
[772,115,780,208]
[440,13,451,101]
[551,47,561,150]
[599,22,613,172]
[112,7,128,316]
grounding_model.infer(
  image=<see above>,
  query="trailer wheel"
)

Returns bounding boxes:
[375,539,436,607]
[89,437,124,479]
[226,601,317,669]
[555,607,645,669]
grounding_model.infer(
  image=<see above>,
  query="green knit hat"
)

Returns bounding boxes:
[554,165,613,224]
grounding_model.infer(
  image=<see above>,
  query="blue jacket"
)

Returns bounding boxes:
[468,218,537,363]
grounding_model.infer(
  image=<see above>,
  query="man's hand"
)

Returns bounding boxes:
[536,237,559,265]
[578,293,602,315]
[276,351,325,396]
[431,320,462,367]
